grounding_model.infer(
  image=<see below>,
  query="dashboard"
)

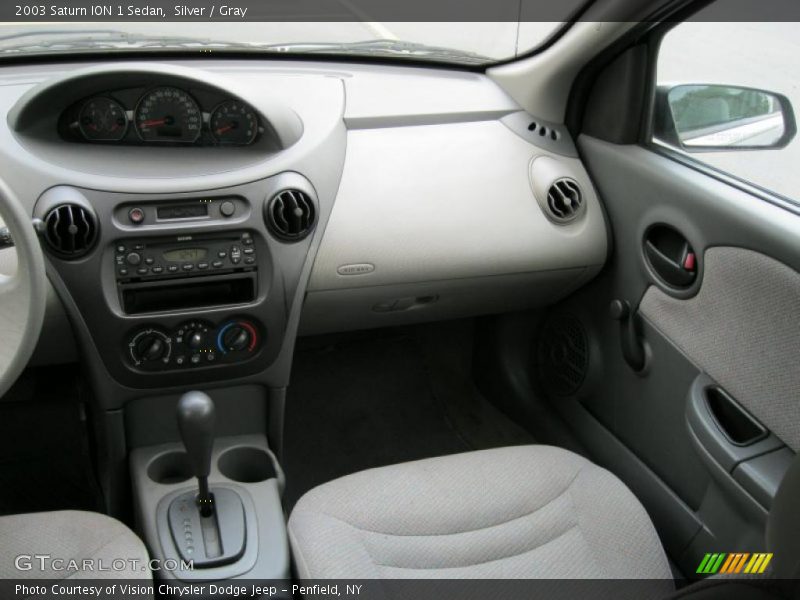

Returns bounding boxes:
[0,59,608,408]
[60,86,261,146]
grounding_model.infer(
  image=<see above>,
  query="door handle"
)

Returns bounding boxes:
[643,224,697,289]
[644,240,696,288]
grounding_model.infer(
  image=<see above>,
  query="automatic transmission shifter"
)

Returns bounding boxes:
[177,391,215,516]
[169,391,246,567]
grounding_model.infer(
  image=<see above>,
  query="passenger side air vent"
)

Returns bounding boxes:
[266,189,316,241]
[545,178,583,223]
[43,204,98,258]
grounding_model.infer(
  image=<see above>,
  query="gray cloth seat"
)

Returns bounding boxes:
[288,445,673,582]
[0,510,151,580]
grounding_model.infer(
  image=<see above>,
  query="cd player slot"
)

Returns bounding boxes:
[120,272,256,314]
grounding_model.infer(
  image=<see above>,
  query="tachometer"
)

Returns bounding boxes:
[210,100,258,145]
[135,87,201,143]
[78,97,128,141]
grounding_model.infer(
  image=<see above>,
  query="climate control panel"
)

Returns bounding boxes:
[126,318,261,371]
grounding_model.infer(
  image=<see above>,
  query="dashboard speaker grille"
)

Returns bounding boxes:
[43,204,98,258]
[546,178,583,222]
[266,189,315,241]
[536,314,588,397]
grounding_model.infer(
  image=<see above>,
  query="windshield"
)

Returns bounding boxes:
[0,22,566,65]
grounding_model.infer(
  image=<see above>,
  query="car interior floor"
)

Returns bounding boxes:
[0,366,103,516]
[281,319,535,511]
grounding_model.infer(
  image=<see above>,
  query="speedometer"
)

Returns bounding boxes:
[135,87,201,143]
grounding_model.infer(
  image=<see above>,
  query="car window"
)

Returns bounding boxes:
[654,20,799,203]
[0,22,567,66]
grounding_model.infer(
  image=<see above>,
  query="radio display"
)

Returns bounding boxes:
[157,203,208,220]
[163,248,208,262]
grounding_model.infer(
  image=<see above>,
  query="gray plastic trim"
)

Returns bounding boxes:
[686,424,769,525]
[733,447,796,511]
[501,111,578,157]
[130,433,288,582]
[300,268,594,336]
[308,120,606,293]
[488,22,636,123]
[686,373,784,474]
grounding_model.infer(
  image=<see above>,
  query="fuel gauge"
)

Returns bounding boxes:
[210,100,258,145]
[78,97,128,141]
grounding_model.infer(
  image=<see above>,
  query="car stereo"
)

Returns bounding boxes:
[114,230,256,281]
[114,231,260,315]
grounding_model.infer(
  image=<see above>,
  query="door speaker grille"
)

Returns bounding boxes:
[536,314,589,396]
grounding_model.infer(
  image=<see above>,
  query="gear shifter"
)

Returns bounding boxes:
[169,390,246,567]
[177,391,215,516]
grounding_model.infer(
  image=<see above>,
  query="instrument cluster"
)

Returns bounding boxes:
[61,85,261,146]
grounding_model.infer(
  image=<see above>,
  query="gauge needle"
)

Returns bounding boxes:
[141,118,166,127]
[215,124,234,135]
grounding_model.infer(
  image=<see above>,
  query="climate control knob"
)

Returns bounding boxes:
[138,336,165,361]
[222,326,249,351]
[129,329,171,366]
[185,329,205,350]
[216,321,258,354]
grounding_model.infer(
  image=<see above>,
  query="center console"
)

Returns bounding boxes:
[130,392,290,584]
[32,175,312,587]
[33,171,318,391]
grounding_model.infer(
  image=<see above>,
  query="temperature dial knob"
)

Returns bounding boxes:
[216,320,259,354]
[129,329,172,366]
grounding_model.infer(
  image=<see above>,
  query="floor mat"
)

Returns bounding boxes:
[0,367,103,516]
[283,323,533,510]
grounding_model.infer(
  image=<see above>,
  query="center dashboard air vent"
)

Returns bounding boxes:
[266,189,316,241]
[546,178,583,223]
[43,204,98,258]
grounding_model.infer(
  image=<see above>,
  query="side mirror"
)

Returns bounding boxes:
[654,84,796,152]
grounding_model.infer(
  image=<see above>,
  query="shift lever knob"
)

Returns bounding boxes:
[177,391,215,515]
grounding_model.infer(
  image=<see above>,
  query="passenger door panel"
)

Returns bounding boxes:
[564,135,799,574]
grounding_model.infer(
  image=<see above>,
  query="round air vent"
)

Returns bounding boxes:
[265,189,315,242]
[43,204,98,258]
[536,314,589,397]
[546,178,583,223]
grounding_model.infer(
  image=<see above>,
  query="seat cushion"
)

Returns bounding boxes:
[289,445,673,582]
[0,510,150,579]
